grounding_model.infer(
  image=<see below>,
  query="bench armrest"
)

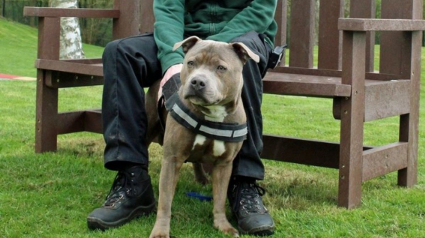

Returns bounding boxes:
[338,18,425,31]
[23,7,120,18]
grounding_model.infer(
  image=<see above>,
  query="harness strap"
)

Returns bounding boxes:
[165,92,248,142]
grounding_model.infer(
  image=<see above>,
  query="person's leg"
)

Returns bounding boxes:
[231,31,270,180]
[102,33,162,171]
[87,33,162,230]
[228,31,275,236]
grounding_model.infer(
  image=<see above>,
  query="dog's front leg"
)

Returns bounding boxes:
[212,159,239,237]
[150,156,183,238]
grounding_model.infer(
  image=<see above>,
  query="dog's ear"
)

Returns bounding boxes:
[231,42,260,64]
[173,36,202,53]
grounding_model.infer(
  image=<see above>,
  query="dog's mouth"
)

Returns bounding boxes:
[184,90,221,106]
[184,94,218,106]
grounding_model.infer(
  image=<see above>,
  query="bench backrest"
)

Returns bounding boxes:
[137,0,422,76]
[276,0,422,77]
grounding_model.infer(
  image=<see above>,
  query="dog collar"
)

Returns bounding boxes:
[165,92,248,142]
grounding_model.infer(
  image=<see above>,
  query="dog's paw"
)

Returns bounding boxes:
[150,225,170,238]
[215,220,239,237]
[149,231,169,238]
[222,227,239,237]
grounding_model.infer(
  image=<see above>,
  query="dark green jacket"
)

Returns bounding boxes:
[153,0,278,74]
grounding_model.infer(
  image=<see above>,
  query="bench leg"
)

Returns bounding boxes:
[397,31,421,187]
[338,31,366,209]
[338,96,364,209]
[35,71,58,153]
[397,114,418,187]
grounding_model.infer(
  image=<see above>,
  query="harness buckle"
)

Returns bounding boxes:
[267,44,287,69]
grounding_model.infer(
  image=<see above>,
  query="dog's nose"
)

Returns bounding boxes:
[190,77,206,91]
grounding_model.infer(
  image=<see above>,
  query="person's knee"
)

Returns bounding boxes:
[230,31,259,48]
[103,37,137,60]
[231,31,270,76]
[230,31,267,63]
[102,39,120,61]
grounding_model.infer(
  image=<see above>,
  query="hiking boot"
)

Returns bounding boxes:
[87,166,155,231]
[228,177,275,236]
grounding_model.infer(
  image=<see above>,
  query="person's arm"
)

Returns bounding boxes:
[207,0,278,43]
[153,0,185,75]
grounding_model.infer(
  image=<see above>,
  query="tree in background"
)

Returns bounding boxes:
[50,0,85,59]
[79,0,113,47]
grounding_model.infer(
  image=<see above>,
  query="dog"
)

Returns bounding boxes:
[146,36,259,238]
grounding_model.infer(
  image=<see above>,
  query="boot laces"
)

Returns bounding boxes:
[237,183,267,214]
[104,171,137,207]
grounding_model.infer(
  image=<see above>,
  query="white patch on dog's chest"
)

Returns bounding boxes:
[190,105,228,157]
[212,140,226,157]
[192,134,206,150]
[205,105,227,157]
[191,135,226,157]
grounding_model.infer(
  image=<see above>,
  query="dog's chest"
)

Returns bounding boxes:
[187,134,234,163]
[194,134,226,156]
[186,106,238,162]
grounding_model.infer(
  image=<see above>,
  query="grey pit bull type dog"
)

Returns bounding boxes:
[146,36,259,238]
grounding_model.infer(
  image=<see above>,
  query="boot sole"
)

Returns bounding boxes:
[87,202,155,231]
[239,223,275,236]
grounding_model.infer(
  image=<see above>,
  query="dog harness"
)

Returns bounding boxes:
[159,75,248,142]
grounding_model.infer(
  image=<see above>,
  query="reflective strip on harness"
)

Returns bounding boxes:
[172,104,198,128]
[199,125,233,138]
[233,127,248,138]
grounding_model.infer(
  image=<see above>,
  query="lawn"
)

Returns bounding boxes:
[0,17,425,237]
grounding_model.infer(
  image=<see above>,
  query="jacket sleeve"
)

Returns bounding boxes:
[207,0,278,43]
[153,0,186,75]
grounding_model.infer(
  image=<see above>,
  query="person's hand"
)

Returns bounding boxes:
[161,64,183,87]
[158,64,183,101]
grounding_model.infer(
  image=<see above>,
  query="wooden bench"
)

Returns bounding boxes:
[24,0,425,209]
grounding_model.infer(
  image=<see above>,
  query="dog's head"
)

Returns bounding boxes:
[173,36,259,111]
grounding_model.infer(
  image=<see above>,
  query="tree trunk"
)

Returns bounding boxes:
[50,0,85,59]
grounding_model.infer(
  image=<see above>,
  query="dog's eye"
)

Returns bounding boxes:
[217,65,227,72]
[187,61,195,67]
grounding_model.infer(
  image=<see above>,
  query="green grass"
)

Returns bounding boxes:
[1,17,425,237]
[0,18,104,77]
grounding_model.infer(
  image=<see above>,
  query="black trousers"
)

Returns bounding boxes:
[102,32,270,180]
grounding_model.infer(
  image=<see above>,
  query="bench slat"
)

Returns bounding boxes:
[35,59,104,88]
[262,135,340,169]
[273,0,287,67]
[263,71,351,97]
[23,7,120,18]
[362,142,408,181]
[333,79,411,121]
[350,0,376,72]
[379,1,421,77]
[262,135,374,169]
[49,72,104,88]
[57,110,102,134]
[318,0,343,70]
[339,19,425,31]
[289,0,315,68]
[271,66,406,80]
[36,59,103,76]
